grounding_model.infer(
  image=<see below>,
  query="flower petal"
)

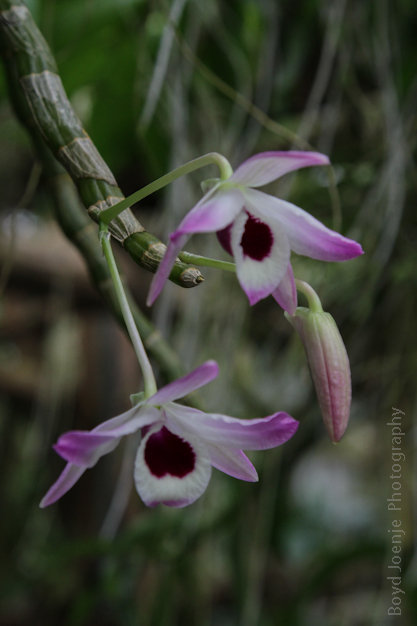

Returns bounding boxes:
[39,462,86,508]
[229,151,330,187]
[272,262,297,315]
[146,189,244,306]
[149,360,219,406]
[134,424,212,507]
[173,188,244,235]
[230,209,290,305]
[54,406,160,467]
[165,403,299,450]
[216,223,233,256]
[244,188,363,261]
[146,232,190,306]
[206,444,258,481]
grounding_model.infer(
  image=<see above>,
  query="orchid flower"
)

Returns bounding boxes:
[147,151,363,315]
[40,361,298,509]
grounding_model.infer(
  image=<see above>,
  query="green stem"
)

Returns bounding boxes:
[100,222,157,398]
[178,251,236,272]
[294,279,323,313]
[100,152,233,225]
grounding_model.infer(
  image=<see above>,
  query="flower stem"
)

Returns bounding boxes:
[178,251,236,272]
[100,152,233,225]
[99,221,157,398]
[294,279,323,313]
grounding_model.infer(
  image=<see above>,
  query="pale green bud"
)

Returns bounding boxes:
[130,391,145,407]
[200,178,220,194]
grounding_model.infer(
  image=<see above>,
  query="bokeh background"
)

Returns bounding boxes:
[0,0,415,624]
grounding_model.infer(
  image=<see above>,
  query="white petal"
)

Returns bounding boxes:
[229,151,330,187]
[146,233,189,306]
[244,188,364,261]
[271,262,297,315]
[230,208,290,305]
[149,361,219,406]
[53,406,160,468]
[134,424,212,508]
[173,187,244,235]
[165,403,299,450]
[39,463,86,508]
[206,444,258,481]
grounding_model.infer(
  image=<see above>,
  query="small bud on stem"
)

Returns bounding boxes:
[285,281,352,443]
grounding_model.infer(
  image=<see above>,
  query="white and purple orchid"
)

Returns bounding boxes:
[147,151,363,315]
[40,361,298,509]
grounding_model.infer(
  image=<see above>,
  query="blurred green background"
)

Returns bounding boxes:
[0,0,415,624]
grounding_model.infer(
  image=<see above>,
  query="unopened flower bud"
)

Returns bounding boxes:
[200,178,220,194]
[285,281,352,443]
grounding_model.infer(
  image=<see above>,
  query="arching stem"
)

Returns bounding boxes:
[100,221,157,398]
[100,152,233,225]
[294,279,323,313]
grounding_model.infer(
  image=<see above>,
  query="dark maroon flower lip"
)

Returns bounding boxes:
[240,212,274,261]
[216,223,233,256]
[144,426,196,478]
[217,211,274,261]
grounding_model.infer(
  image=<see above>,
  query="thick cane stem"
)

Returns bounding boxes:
[0,4,191,384]
[0,0,203,289]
